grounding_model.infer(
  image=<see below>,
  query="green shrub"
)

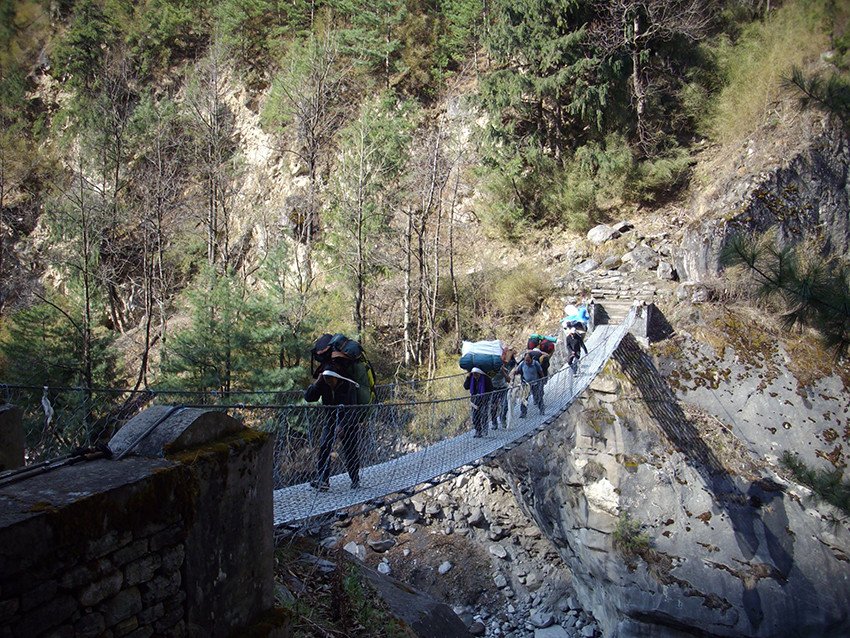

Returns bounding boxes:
[781,451,850,515]
[631,148,693,202]
[612,513,650,556]
[489,265,551,319]
[709,0,832,142]
[545,135,691,228]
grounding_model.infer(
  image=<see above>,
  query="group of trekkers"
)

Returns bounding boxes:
[303,302,592,491]
[463,319,589,438]
[463,350,543,438]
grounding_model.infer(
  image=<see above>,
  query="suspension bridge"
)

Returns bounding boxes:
[272,306,638,526]
[0,304,639,528]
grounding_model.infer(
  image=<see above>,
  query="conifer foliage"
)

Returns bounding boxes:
[722,234,850,358]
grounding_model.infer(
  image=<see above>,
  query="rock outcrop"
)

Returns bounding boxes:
[678,115,850,283]
[499,330,850,637]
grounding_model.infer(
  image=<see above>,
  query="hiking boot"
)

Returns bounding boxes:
[310,479,330,492]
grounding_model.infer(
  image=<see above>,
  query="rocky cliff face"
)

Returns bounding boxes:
[499,326,850,637]
[677,113,850,283]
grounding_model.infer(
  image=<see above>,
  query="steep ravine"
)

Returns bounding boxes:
[497,325,850,637]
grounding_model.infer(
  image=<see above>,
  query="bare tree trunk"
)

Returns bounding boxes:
[427,200,443,376]
[0,134,6,318]
[403,209,414,366]
[76,163,94,392]
[448,167,462,353]
[415,217,425,366]
[631,28,649,154]
[354,146,366,338]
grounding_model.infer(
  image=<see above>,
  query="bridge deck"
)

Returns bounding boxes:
[273,318,634,526]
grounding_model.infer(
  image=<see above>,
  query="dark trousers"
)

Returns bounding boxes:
[316,407,361,483]
[491,388,508,425]
[471,398,489,435]
[520,381,544,416]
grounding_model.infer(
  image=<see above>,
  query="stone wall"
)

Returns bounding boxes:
[0,408,274,638]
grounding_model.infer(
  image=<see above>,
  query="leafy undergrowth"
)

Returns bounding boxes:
[781,451,850,516]
[274,537,413,638]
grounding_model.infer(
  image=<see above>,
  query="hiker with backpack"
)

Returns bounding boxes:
[490,350,517,429]
[511,352,545,418]
[304,360,363,491]
[305,333,378,491]
[464,367,493,437]
[565,327,588,372]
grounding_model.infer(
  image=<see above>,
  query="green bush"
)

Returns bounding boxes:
[781,451,850,515]
[489,265,551,319]
[631,148,693,202]
[612,513,650,556]
[545,135,691,228]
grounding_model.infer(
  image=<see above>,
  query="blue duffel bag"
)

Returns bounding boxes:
[458,353,503,373]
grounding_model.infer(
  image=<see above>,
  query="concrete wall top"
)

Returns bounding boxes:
[0,456,177,531]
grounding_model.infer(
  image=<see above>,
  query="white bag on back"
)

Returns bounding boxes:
[461,340,504,357]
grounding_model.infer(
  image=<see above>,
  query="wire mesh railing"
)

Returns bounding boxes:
[0,304,639,524]
[0,370,470,466]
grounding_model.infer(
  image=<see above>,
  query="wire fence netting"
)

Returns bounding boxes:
[0,306,639,530]
[0,371,470,466]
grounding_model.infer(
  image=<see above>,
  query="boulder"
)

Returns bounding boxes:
[600,255,622,270]
[573,259,600,274]
[534,627,569,638]
[530,611,554,628]
[367,538,396,553]
[488,525,506,541]
[438,561,453,575]
[611,220,634,234]
[587,224,620,244]
[489,544,508,559]
[425,503,442,516]
[468,508,486,527]
[656,261,675,280]
[377,562,391,575]
[343,542,365,561]
[622,245,659,270]
[589,377,620,395]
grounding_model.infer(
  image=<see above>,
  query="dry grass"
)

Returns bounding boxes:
[711,0,831,144]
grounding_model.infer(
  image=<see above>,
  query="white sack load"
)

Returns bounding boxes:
[461,339,504,357]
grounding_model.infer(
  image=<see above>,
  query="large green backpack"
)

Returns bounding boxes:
[318,332,377,405]
[351,358,377,405]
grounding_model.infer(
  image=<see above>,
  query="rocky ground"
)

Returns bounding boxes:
[325,468,602,638]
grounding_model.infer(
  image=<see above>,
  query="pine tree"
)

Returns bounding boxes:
[160,268,301,394]
[325,95,416,337]
[481,0,609,157]
[722,234,850,358]
[339,0,407,87]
